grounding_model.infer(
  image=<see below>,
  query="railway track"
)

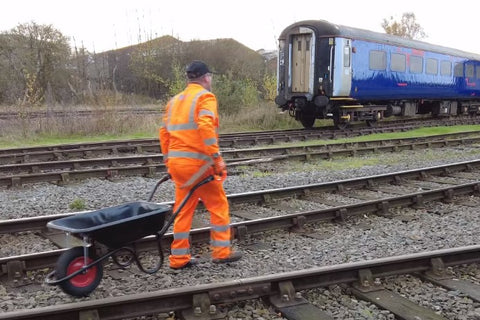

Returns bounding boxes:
[1,158,480,319]
[0,130,480,188]
[2,155,480,235]
[1,121,480,318]
[1,245,478,319]
[0,108,161,120]
[1,115,479,159]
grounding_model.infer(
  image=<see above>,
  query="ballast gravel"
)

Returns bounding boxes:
[1,146,480,319]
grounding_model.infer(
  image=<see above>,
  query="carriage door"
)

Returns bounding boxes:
[291,32,314,93]
[332,38,352,97]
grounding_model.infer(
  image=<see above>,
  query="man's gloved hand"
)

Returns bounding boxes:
[216,169,227,182]
[212,153,226,176]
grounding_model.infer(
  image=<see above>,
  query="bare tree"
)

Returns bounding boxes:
[0,21,71,105]
[381,12,427,40]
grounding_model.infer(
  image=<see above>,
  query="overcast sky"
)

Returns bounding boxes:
[1,0,478,55]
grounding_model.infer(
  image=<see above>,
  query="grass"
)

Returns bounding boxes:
[69,198,86,211]
[0,102,301,148]
[0,102,479,149]
[265,124,480,149]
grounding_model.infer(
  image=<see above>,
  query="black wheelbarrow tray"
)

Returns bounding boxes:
[44,174,213,297]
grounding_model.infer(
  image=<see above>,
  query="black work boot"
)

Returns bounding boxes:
[212,251,242,264]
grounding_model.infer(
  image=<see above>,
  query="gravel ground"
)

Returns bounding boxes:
[1,146,480,319]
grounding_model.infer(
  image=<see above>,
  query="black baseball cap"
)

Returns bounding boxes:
[186,60,213,79]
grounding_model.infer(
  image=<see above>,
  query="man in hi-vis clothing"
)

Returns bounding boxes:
[159,60,242,269]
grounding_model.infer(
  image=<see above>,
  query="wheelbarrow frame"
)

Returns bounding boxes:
[45,174,214,297]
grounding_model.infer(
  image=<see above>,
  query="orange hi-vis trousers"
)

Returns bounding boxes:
[168,162,232,268]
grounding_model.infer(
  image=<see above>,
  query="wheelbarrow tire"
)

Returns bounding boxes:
[55,246,103,297]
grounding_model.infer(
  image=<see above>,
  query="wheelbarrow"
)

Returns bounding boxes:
[45,174,214,297]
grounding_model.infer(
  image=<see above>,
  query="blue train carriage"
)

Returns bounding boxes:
[274,20,480,129]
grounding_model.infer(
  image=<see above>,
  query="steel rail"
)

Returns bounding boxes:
[1,177,480,275]
[1,158,480,234]
[1,129,479,167]
[1,245,478,320]
[0,108,161,120]
[1,116,479,158]
[0,132,478,173]
[1,132,480,187]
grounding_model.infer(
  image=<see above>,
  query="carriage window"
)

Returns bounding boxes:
[306,40,310,51]
[369,50,386,70]
[426,58,438,75]
[466,64,474,78]
[391,53,406,72]
[477,66,480,79]
[297,41,301,51]
[454,63,464,77]
[344,46,350,67]
[409,56,423,73]
[440,61,452,76]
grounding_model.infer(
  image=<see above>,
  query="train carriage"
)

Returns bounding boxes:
[275,20,480,128]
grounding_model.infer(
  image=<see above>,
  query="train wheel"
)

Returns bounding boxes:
[55,246,103,297]
[333,112,349,130]
[299,114,315,128]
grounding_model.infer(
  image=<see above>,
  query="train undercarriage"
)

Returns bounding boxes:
[281,97,480,129]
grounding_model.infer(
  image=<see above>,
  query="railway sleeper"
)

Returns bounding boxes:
[181,293,227,320]
[420,258,480,302]
[268,281,333,320]
[350,268,449,320]
[349,257,480,319]
[350,282,448,320]
[3,260,23,283]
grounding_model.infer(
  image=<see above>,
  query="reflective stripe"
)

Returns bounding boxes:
[199,109,215,118]
[166,90,208,132]
[171,248,190,255]
[180,161,213,189]
[174,232,190,240]
[166,96,179,125]
[204,137,217,146]
[211,224,230,232]
[211,240,231,247]
[168,150,212,161]
[167,122,198,131]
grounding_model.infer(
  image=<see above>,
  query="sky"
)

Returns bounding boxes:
[1,0,479,55]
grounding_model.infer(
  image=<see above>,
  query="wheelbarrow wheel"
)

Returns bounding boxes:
[55,246,103,297]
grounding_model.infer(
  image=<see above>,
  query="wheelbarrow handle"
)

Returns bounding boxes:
[147,174,172,201]
[157,175,214,235]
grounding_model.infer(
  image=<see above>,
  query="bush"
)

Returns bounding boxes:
[220,102,301,133]
[213,74,259,115]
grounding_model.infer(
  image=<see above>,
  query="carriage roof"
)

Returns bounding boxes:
[279,20,480,61]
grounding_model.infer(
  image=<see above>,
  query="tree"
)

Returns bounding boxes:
[0,21,71,105]
[381,12,426,40]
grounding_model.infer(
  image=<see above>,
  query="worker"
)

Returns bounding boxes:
[159,60,242,269]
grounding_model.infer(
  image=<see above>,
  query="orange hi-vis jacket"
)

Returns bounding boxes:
[159,83,220,167]
[159,83,232,268]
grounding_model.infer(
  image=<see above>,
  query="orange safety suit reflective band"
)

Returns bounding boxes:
[159,83,232,268]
